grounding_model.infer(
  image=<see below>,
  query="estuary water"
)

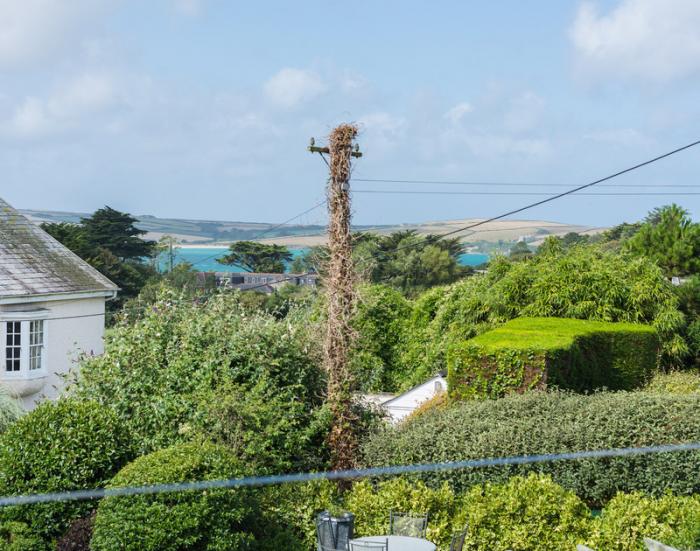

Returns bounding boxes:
[165,247,489,273]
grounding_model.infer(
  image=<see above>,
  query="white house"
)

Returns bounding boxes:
[0,197,118,409]
[361,372,448,423]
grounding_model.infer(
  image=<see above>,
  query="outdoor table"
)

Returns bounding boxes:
[350,535,436,551]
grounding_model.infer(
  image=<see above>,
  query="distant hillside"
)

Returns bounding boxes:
[20,209,604,248]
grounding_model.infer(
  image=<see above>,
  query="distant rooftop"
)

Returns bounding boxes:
[0,198,118,299]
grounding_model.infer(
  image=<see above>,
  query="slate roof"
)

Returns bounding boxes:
[0,198,118,298]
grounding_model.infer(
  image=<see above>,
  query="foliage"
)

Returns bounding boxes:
[73,289,325,456]
[588,493,700,551]
[56,513,95,551]
[361,390,700,507]
[350,284,412,392]
[508,240,533,260]
[259,480,339,550]
[674,276,700,367]
[353,230,470,296]
[453,474,592,551]
[645,370,700,395]
[0,400,133,544]
[217,241,292,273]
[400,245,686,382]
[0,522,45,551]
[344,478,456,550]
[81,206,155,260]
[448,317,658,400]
[0,386,22,435]
[625,204,700,277]
[91,442,284,551]
[42,206,158,304]
[189,380,330,473]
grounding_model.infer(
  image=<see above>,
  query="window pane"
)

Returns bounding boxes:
[29,320,44,371]
[5,322,21,372]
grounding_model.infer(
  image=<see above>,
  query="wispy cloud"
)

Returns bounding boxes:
[570,0,700,82]
[264,68,326,109]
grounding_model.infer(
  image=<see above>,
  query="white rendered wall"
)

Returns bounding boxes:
[0,297,106,409]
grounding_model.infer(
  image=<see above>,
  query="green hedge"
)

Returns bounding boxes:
[91,442,297,551]
[0,400,133,545]
[362,390,700,507]
[587,492,700,551]
[454,474,591,550]
[448,317,658,400]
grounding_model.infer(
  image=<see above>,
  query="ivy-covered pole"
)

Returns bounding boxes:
[309,124,362,473]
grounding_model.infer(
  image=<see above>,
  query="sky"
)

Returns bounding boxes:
[1,0,700,227]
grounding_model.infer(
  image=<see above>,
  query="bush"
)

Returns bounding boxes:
[448,317,658,400]
[350,285,412,392]
[0,386,22,434]
[344,478,456,550]
[189,381,330,473]
[588,493,700,550]
[645,370,700,395]
[453,474,591,550]
[362,390,700,507]
[258,480,339,550]
[56,513,95,551]
[74,290,325,455]
[401,246,685,381]
[91,442,289,551]
[0,521,45,551]
[0,399,133,544]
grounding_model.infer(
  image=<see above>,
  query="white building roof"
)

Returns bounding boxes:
[0,197,118,299]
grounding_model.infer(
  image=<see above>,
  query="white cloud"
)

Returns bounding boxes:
[5,73,119,138]
[570,0,700,82]
[357,112,406,152]
[264,68,326,109]
[444,102,473,124]
[0,0,112,68]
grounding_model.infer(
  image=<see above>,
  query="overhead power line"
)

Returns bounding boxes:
[353,190,700,197]
[354,178,700,188]
[406,137,700,244]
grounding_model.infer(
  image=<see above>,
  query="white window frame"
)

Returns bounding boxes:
[0,310,48,380]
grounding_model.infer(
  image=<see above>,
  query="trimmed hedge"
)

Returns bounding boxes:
[91,442,286,551]
[0,400,133,545]
[448,317,658,400]
[587,492,700,551]
[362,390,700,507]
[454,474,591,550]
[344,478,456,550]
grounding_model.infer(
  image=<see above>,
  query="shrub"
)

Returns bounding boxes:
[189,381,330,473]
[91,442,287,551]
[258,480,339,550]
[448,317,658,400]
[362,390,700,507]
[0,386,22,434]
[401,246,685,380]
[645,370,700,395]
[74,290,324,455]
[56,513,95,551]
[344,478,456,549]
[0,400,133,544]
[453,474,591,550]
[588,493,700,550]
[351,285,412,392]
[0,521,45,551]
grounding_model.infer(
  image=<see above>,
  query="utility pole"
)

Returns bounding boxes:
[309,124,362,473]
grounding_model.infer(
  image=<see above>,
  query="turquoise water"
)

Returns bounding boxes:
[163,248,489,273]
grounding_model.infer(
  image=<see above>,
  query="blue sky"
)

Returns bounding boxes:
[1,0,699,227]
